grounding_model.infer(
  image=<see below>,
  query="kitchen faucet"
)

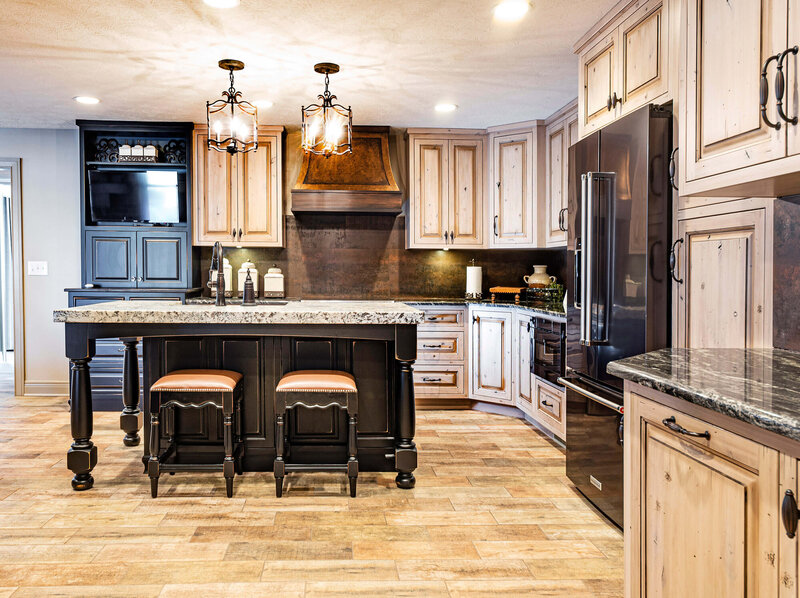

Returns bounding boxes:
[207,241,226,306]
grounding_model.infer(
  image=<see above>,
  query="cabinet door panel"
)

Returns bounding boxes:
[84,230,136,287]
[138,231,187,288]
[789,0,800,157]
[238,135,282,246]
[545,122,566,246]
[513,312,532,410]
[492,133,534,246]
[411,139,449,247]
[449,140,484,247]
[684,0,786,181]
[620,0,668,114]
[193,128,235,245]
[471,308,512,403]
[580,32,618,136]
[676,209,767,348]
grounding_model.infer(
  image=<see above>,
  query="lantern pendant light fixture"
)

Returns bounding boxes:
[206,59,258,155]
[301,63,353,157]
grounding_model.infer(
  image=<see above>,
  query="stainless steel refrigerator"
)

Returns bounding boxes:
[560,104,672,528]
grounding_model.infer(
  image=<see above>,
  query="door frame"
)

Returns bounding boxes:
[0,158,24,397]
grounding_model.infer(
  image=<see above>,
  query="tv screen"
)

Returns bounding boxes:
[88,169,185,224]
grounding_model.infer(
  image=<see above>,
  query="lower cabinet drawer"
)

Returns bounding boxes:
[417,331,464,361]
[413,364,466,397]
[417,307,466,330]
[534,378,566,439]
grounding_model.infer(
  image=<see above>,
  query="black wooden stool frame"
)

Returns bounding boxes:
[274,390,358,498]
[148,381,244,498]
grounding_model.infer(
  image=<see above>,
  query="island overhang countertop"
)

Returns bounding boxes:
[53,300,424,326]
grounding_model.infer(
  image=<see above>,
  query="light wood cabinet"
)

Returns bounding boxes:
[407,131,485,249]
[533,378,566,440]
[512,310,533,413]
[544,102,578,247]
[577,0,672,139]
[780,454,800,598]
[470,306,512,404]
[192,126,283,247]
[488,126,539,248]
[413,305,468,401]
[626,389,780,597]
[790,0,800,159]
[674,201,771,349]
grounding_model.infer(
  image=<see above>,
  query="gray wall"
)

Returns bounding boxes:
[0,129,80,395]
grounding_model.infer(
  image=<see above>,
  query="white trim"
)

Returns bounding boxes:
[23,381,68,397]
[0,159,23,397]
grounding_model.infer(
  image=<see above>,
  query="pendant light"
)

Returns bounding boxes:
[206,59,258,154]
[301,63,353,156]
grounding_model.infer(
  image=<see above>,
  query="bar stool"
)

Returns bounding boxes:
[274,370,358,498]
[148,369,244,498]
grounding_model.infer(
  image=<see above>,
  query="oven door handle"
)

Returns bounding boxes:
[558,377,623,414]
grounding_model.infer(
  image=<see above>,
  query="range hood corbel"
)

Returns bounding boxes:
[291,126,402,214]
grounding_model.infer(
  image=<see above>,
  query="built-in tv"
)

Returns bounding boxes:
[88,169,186,224]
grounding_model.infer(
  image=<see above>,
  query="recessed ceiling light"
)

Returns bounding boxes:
[203,0,240,7]
[73,96,100,105]
[254,99,274,109]
[435,103,458,113]
[493,0,530,22]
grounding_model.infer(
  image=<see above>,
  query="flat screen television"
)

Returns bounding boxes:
[88,169,186,224]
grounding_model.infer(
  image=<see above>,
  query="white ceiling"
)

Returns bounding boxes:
[0,0,616,129]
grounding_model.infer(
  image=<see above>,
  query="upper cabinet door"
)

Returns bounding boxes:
[193,127,236,246]
[683,0,787,182]
[137,231,188,289]
[236,133,283,247]
[449,139,484,247]
[675,207,768,349]
[410,138,450,248]
[619,0,669,115]
[788,0,800,158]
[491,132,535,246]
[579,31,619,137]
[545,120,567,247]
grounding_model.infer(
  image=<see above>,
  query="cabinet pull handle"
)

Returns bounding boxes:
[668,147,679,191]
[426,315,441,321]
[607,92,621,112]
[783,489,799,538]
[617,414,624,446]
[231,228,236,239]
[669,238,683,284]
[130,276,136,281]
[761,53,782,130]
[137,277,143,282]
[422,343,444,348]
[443,231,448,243]
[493,215,498,237]
[606,94,613,112]
[450,231,454,243]
[527,321,531,332]
[541,400,553,408]
[776,46,799,125]
[662,416,710,440]
[558,208,568,232]
[421,377,442,382]
[472,315,480,324]
[238,228,243,239]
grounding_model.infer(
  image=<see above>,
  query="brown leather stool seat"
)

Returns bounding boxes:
[274,370,359,497]
[148,369,244,499]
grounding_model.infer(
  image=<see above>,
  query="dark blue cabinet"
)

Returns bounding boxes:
[84,229,188,289]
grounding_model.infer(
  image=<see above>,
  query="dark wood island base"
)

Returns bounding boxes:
[59,305,421,492]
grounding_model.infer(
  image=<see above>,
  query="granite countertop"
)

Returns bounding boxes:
[54,300,424,326]
[608,348,800,441]
[400,298,566,319]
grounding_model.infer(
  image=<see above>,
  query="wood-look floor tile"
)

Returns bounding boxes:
[384,510,495,526]
[446,579,595,597]
[538,523,623,540]
[304,580,449,597]
[44,512,165,528]
[475,540,606,560]
[273,511,386,527]
[119,561,263,585]
[0,528,75,545]
[0,564,127,587]
[491,510,608,525]
[0,514,53,528]
[352,541,480,560]
[158,511,275,527]
[0,589,13,598]
[191,525,311,542]
[425,525,546,542]
[224,540,353,561]
[0,544,102,564]
[526,558,624,580]
[9,585,162,597]
[93,542,229,562]
[260,559,398,581]
[396,558,531,580]
[158,582,304,597]
[66,526,197,544]
[311,524,431,542]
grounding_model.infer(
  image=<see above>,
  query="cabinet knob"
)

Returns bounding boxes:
[783,489,799,539]
[130,276,136,281]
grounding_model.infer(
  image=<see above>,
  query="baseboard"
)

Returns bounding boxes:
[23,381,69,396]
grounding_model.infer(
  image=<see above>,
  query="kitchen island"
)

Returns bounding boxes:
[609,348,800,597]
[54,300,423,491]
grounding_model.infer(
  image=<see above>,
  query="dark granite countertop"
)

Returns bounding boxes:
[608,348,800,442]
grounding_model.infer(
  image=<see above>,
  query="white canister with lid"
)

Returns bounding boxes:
[237,261,259,298]
[211,257,233,297]
[263,264,285,298]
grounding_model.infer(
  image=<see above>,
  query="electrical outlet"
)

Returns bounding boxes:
[27,261,48,276]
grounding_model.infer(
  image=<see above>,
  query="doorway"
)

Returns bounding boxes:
[0,159,22,398]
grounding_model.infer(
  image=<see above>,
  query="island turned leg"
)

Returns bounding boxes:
[68,358,97,491]
[120,338,142,447]
[395,359,417,489]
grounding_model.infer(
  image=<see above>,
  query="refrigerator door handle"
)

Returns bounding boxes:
[558,377,623,414]
[574,243,582,309]
[579,174,588,343]
[584,172,615,346]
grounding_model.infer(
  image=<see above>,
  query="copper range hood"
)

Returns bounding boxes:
[291,126,402,214]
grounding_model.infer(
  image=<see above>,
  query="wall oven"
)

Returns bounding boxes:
[530,317,565,386]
